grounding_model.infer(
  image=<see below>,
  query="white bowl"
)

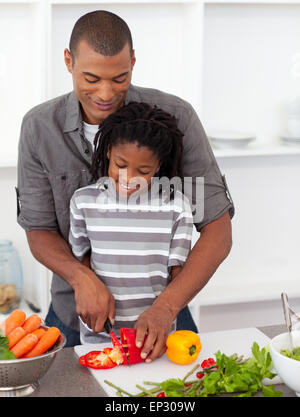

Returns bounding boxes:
[208,130,256,149]
[270,330,300,397]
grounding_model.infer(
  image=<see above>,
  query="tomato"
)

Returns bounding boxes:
[201,357,216,369]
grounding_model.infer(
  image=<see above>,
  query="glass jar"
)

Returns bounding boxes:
[0,240,23,314]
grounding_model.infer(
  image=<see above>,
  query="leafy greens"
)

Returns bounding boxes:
[281,347,300,361]
[0,330,16,360]
[105,342,283,397]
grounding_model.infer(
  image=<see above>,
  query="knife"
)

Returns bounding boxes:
[104,318,113,334]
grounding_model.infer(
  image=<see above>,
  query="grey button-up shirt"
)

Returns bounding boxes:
[17,84,234,330]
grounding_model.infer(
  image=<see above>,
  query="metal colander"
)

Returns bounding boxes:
[0,326,66,396]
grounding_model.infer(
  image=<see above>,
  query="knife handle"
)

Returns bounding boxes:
[104,318,113,334]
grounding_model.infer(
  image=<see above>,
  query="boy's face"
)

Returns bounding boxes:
[64,40,136,125]
[107,142,160,198]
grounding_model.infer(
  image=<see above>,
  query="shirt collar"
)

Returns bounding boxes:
[63,91,82,133]
[125,84,139,104]
[63,84,140,133]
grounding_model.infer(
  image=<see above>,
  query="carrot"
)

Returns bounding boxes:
[31,328,46,340]
[24,327,61,358]
[0,309,26,336]
[7,326,26,348]
[22,314,42,333]
[10,333,38,358]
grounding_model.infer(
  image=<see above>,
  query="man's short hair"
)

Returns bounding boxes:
[69,10,133,60]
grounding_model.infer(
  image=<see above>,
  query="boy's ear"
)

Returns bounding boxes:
[107,147,111,159]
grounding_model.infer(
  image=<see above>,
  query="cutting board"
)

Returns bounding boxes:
[74,327,273,397]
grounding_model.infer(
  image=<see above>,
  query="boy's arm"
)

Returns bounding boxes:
[82,252,91,268]
[171,265,183,280]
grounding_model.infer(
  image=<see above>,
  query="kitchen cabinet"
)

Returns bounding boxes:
[0,0,299,328]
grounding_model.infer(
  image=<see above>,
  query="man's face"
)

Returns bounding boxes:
[64,40,136,125]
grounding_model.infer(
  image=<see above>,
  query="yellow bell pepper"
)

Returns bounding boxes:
[166,330,202,365]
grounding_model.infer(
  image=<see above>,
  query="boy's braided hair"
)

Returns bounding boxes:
[90,101,184,182]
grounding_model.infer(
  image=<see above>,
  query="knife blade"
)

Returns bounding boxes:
[104,318,113,334]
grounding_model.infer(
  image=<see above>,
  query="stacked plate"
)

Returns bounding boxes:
[280,134,300,147]
[208,130,256,149]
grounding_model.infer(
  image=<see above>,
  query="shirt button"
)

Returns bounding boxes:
[84,149,89,154]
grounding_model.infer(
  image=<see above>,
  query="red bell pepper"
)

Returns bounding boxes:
[79,328,145,370]
[78,354,88,367]
[110,331,129,365]
[120,328,144,365]
[82,350,118,370]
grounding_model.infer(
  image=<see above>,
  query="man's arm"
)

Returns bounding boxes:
[26,230,115,332]
[135,210,232,362]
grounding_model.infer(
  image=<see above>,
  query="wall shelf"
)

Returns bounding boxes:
[189,279,300,307]
[204,0,300,3]
[214,143,300,158]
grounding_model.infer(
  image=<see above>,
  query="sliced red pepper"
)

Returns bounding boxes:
[84,350,118,370]
[79,329,145,370]
[110,331,129,365]
[78,354,88,367]
[120,328,145,365]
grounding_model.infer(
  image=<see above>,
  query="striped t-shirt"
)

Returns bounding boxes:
[69,178,193,343]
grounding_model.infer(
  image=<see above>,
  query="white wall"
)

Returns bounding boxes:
[0,167,49,317]
[189,153,300,332]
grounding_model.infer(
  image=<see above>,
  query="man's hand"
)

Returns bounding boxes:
[26,230,115,333]
[133,211,232,363]
[72,265,115,333]
[134,302,174,363]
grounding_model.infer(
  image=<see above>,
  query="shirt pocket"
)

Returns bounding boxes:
[49,169,91,212]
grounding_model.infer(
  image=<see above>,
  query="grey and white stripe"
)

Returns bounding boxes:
[69,179,193,343]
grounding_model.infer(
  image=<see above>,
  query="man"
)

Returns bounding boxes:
[17,11,234,361]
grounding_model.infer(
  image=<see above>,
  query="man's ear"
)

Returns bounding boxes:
[107,146,111,160]
[64,48,73,74]
[130,49,136,71]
